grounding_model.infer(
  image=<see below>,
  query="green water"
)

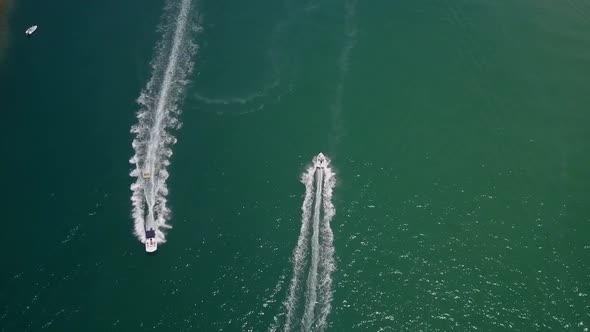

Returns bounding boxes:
[1,0,589,331]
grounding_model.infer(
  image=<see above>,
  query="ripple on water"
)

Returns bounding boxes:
[332,168,589,331]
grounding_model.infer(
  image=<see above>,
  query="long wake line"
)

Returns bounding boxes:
[274,153,336,332]
[302,168,323,331]
[129,0,197,249]
[316,166,336,331]
[282,165,316,332]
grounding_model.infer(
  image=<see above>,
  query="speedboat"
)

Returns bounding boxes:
[142,170,151,179]
[145,228,157,252]
[25,25,38,36]
[315,152,327,168]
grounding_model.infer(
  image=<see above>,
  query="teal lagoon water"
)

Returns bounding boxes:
[1,0,589,331]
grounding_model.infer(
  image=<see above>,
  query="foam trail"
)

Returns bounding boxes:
[316,166,336,331]
[281,165,316,332]
[301,168,323,331]
[272,154,337,332]
[129,0,196,245]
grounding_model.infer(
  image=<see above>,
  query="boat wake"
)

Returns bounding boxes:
[129,0,198,249]
[271,153,336,332]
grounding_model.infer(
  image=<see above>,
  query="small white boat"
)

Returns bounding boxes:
[25,25,38,36]
[315,152,327,168]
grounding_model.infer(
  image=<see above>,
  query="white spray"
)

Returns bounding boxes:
[315,166,336,331]
[302,168,323,330]
[282,165,316,332]
[274,154,336,332]
[129,0,197,245]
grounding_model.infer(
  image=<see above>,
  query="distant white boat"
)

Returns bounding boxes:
[25,25,38,36]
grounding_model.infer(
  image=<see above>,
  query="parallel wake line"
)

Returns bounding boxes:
[282,166,316,332]
[316,167,336,331]
[302,169,323,330]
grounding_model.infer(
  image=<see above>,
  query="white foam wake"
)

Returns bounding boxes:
[302,168,323,331]
[316,166,336,331]
[273,155,336,332]
[129,0,197,245]
[281,165,316,332]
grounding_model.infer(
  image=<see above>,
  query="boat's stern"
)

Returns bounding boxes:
[145,228,157,253]
[145,238,157,253]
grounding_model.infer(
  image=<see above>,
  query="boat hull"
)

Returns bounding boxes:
[25,25,38,36]
[145,238,157,253]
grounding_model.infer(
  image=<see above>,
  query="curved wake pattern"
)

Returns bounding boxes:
[273,154,336,332]
[129,0,197,245]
